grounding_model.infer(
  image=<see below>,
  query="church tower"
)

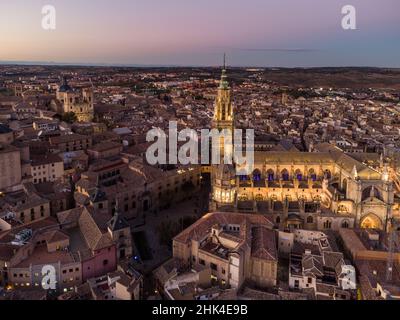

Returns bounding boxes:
[210,55,237,211]
[56,76,94,123]
[212,54,235,162]
[212,54,234,132]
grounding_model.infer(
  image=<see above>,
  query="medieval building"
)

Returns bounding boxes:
[210,66,399,232]
[53,77,94,122]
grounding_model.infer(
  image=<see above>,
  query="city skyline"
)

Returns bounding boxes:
[1,1,400,304]
[1,0,400,67]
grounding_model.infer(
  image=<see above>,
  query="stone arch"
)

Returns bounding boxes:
[295,169,303,181]
[362,186,383,202]
[341,220,350,228]
[309,168,317,181]
[360,213,383,230]
[238,194,248,201]
[252,169,262,182]
[286,194,293,201]
[342,178,348,194]
[281,169,290,181]
[267,169,275,181]
[323,219,332,229]
[324,169,332,179]
[313,195,322,202]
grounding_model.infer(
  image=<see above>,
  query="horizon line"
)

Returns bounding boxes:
[0,60,399,70]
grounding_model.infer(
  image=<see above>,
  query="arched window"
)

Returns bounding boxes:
[281,169,289,181]
[307,216,314,224]
[309,169,317,181]
[324,170,332,179]
[276,216,281,224]
[342,178,348,194]
[295,169,303,181]
[342,220,349,228]
[267,169,275,182]
[362,186,383,202]
[253,169,262,182]
[323,220,332,229]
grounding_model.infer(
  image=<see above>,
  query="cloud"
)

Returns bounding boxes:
[231,48,320,53]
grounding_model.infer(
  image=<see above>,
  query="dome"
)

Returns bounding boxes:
[59,77,73,93]
[215,164,236,181]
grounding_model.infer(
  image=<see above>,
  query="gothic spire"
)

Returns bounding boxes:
[219,53,229,90]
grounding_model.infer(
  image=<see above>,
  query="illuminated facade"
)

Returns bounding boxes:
[210,59,237,208]
[210,68,399,232]
[56,77,94,122]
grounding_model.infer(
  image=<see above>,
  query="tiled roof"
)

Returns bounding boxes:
[78,209,113,251]
[173,212,273,244]
[251,227,277,261]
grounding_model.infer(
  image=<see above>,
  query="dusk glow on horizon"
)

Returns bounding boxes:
[0,0,399,67]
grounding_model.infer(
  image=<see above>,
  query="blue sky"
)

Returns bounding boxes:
[0,0,399,67]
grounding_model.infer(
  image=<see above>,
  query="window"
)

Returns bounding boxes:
[308,277,312,284]
[103,259,109,266]
[307,216,314,224]
[324,220,332,229]
[199,259,205,266]
[210,263,218,271]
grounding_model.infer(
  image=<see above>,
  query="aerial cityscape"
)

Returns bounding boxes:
[0,0,400,304]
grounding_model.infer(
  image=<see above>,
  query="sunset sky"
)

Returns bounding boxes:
[0,0,399,67]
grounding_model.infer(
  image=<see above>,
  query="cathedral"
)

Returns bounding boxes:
[210,64,400,232]
[54,77,94,122]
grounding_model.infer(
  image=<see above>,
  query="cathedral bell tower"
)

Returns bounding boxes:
[212,54,234,162]
[212,54,234,131]
[210,55,237,211]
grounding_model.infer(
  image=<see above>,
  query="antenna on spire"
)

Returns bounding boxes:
[223,53,226,70]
